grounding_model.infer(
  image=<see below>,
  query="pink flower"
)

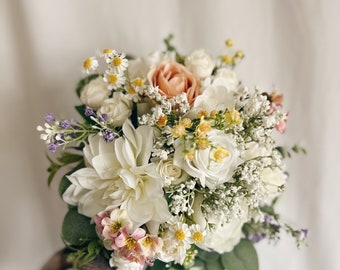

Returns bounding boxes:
[114,227,147,264]
[269,91,284,108]
[94,210,110,235]
[148,61,201,107]
[99,208,134,250]
[275,113,288,134]
[138,234,163,258]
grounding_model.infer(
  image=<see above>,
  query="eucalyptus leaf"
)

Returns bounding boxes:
[58,174,71,197]
[221,239,258,270]
[62,208,97,246]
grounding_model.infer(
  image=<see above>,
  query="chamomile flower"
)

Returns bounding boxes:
[189,224,206,244]
[104,71,126,90]
[82,56,99,73]
[108,51,129,73]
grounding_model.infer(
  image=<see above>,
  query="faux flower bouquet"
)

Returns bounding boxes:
[38,35,306,270]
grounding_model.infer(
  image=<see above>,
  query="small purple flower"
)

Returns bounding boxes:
[297,229,308,240]
[264,215,271,225]
[48,143,58,152]
[59,120,70,129]
[45,113,55,122]
[85,106,95,117]
[246,233,266,243]
[103,129,115,143]
[101,114,108,121]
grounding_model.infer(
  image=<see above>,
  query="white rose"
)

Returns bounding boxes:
[185,49,214,78]
[174,129,242,189]
[80,77,110,110]
[99,92,132,126]
[260,167,287,201]
[198,219,244,253]
[156,156,189,186]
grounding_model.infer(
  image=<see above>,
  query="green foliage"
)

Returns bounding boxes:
[276,144,307,159]
[62,208,97,246]
[47,151,84,186]
[220,239,259,270]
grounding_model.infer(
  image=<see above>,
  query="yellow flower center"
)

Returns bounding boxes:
[156,115,168,127]
[112,56,122,67]
[221,55,232,64]
[103,49,113,54]
[127,85,137,94]
[180,118,192,128]
[197,110,208,118]
[175,229,186,241]
[142,236,154,247]
[192,231,204,243]
[196,138,210,150]
[225,39,234,47]
[125,237,136,250]
[108,74,118,85]
[83,57,92,69]
[225,108,242,125]
[213,147,230,163]
[110,222,121,233]
[235,50,244,58]
[172,124,186,138]
[133,77,144,87]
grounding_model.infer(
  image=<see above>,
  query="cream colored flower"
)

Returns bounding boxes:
[185,49,214,78]
[63,121,171,233]
[260,167,287,202]
[80,77,110,110]
[156,156,189,186]
[174,129,242,189]
[98,92,132,126]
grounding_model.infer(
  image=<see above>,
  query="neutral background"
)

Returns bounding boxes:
[1,0,339,269]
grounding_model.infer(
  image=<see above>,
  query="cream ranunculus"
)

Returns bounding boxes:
[156,156,189,186]
[184,49,214,78]
[80,76,111,110]
[98,92,132,126]
[260,167,287,202]
[174,129,242,189]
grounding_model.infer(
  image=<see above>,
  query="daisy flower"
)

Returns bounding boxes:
[104,71,126,90]
[82,56,99,73]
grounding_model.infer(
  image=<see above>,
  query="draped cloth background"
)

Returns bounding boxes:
[1,0,339,269]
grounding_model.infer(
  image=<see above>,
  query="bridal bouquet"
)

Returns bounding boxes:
[38,35,306,270]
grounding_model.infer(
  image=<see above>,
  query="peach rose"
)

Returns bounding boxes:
[148,61,201,106]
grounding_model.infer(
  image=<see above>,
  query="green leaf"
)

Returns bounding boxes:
[221,239,258,270]
[196,249,224,270]
[62,208,97,246]
[57,152,83,164]
[58,174,72,197]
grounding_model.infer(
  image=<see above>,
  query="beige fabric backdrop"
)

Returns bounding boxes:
[1,0,339,269]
